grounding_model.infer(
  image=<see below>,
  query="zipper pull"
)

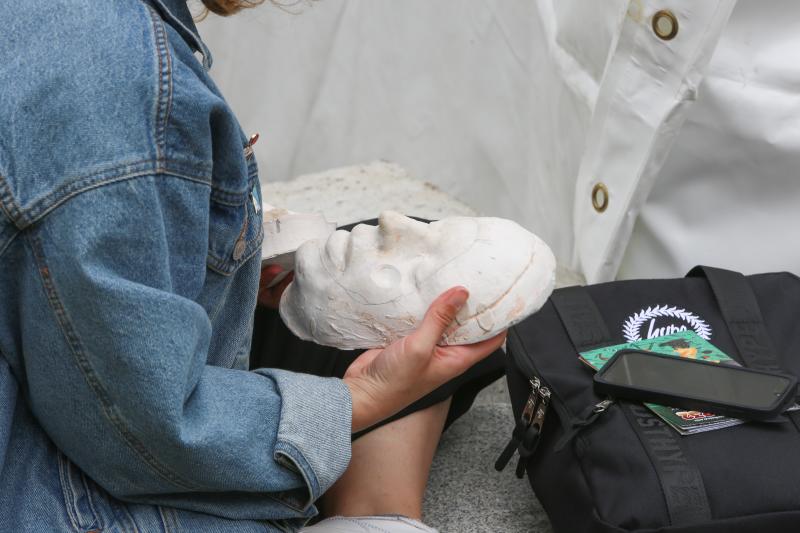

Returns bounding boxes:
[244,133,260,159]
[553,399,614,452]
[515,387,551,478]
[495,378,540,472]
[521,377,541,426]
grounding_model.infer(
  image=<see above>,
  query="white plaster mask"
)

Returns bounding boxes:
[279,211,556,349]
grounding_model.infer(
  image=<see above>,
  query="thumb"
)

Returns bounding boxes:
[411,286,469,351]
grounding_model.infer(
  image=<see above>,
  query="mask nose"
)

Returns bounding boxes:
[378,211,432,250]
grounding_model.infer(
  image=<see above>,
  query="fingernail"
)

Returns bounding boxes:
[446,286,469,310]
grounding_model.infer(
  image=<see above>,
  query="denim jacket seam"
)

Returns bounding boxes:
[0,173,27,230]
[210,188,251,206]
[146,3,174,163]
[4,161,212,230]
[261,497,317,525]
[0,178,21,258]
[58,451,103,531]
[0,229,19,261]
[158,506,180,533]
[210,169,261,206]
[273,441,321,512]
[27,230,205,492]
[265,495,301,515]
[78,472,102,531]
[146,0,212,70]
[56,452,83,532]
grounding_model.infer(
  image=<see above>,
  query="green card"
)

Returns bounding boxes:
[579,330,733,370]
[579,330,744,435]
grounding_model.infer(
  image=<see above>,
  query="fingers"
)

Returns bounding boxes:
[273,271,294,294]
[259,264,283,292]
[257,268,294,309]
[436,330,507,372]
[409,287,469,353]
[263,264,283,278]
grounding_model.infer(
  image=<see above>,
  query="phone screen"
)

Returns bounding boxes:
[601,351,793,409]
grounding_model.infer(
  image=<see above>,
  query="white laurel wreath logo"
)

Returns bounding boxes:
[622,305,712,342]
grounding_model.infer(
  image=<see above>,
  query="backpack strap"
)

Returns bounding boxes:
[687,266,781,371]
[687,266,800,430]
[550,286,613,351]
[551,285,712,526]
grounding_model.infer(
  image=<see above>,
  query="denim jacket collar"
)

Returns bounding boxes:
[148,0,213,69]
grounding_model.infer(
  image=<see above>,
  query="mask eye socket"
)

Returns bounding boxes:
[370,264,402,289]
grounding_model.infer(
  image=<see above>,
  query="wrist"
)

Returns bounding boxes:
[343,376,376,433]
[342,377,366,433]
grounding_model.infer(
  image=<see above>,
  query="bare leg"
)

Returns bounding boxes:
[321,398,452,520]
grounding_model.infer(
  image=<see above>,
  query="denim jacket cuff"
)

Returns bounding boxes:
[255,368,352,511]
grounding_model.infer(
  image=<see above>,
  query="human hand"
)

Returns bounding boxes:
[343,286,507,432]
[258,264,294,309]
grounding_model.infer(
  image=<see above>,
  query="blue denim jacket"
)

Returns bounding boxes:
[0,1,352,530]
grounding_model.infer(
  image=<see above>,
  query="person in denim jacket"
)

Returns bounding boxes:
[0,1,505,531]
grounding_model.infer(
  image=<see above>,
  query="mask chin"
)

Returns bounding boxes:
[278,282,313,340]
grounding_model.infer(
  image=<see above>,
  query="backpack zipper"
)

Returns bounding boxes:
[553,398,615,452]
[495,378,540,473]
[516,384,551,478]
[495,377,552,478]
[521,377,542,426]
[498,329,617,476]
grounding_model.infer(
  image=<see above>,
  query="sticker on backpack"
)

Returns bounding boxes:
[622,305,712,342]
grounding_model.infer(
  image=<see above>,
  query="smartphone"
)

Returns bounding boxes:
[593,349,798,421]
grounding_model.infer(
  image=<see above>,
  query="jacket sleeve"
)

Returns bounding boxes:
[18,174,352,520]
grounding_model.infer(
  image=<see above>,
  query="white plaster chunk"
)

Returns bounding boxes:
[261,204,336,287]
[279,211,556,349]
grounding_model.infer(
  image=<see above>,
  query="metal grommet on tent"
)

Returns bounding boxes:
[592,183,609,213]
[652,10,678,40]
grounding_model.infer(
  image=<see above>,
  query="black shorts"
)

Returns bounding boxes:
[250,305,505,439]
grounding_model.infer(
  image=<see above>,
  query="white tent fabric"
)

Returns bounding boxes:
[199,0,631,278]
[199,0,798,282]
[619,0,800,280]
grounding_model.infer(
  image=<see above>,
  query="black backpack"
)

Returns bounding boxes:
[497,266,800,532]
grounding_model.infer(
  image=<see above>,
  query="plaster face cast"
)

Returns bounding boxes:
[279,211,556,349]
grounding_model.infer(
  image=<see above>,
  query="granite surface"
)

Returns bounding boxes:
[268,162,583,532]
[263,161,479,225]
[422,387,554,533]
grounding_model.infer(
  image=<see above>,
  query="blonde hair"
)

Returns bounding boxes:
[201,0,264,16]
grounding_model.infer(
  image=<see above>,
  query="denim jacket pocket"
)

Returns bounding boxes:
[206,172,263,277]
